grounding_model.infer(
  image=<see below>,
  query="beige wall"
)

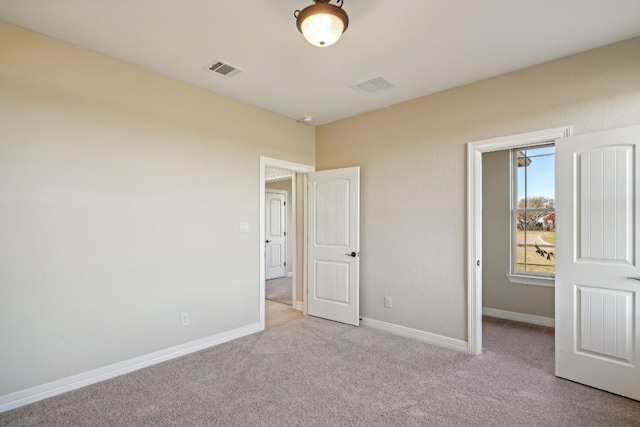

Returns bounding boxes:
[316,37,640,341]
[482,150,554,317]
[0,22,314,396]
[266,179,293,275]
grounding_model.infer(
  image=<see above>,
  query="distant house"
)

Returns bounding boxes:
[543,212,556,231]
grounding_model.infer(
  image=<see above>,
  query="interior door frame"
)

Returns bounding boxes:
[466,126,571,355]
[265,189,288,280]
[259,156,314,331]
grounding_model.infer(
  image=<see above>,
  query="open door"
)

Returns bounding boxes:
[556,124,640,400]
[307,167,360,326]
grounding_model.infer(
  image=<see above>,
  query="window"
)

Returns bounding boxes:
[511,144,555,282]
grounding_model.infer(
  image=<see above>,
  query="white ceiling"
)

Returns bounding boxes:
[2,1,640,125]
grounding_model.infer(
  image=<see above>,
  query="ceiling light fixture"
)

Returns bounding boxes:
[294,0,349,47]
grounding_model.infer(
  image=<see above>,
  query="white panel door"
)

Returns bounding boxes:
[308,167,360,326]
[556,124,640,400]
[265,191,286,280]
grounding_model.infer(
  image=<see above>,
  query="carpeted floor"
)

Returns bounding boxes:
[1,316,639,426]
[265,276,292,305]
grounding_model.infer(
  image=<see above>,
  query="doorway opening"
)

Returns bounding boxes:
[480,145,556,368]
[466,126,571,354]
[259,157,314,330]
[265,172,296,327]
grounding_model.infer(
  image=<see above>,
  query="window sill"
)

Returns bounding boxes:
[506,274,555,287]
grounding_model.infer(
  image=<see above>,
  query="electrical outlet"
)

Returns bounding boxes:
[181,312,189,326]
[384,297,392,308]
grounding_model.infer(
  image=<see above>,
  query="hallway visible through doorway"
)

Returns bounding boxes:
[265,276,292,306]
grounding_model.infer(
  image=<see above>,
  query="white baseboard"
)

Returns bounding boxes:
[483,307,555,327]
[287,272,293,277]
[361,317,468,353]
[0,322,261,413]
[294,301,303,311]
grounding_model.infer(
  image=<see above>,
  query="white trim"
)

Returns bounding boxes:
[302,173,309,316]
[506,273,555,287]
[265,189,288,195]
[467,140,483,356]
[483,307,555,328]
[467,126,571,355]
[361,317,468,353]
[266,171,294,182]
[0,323,260,413]
[468,127,571,153]
[259,157,314,331]
[294,301,304,311]
[290,173,297,304]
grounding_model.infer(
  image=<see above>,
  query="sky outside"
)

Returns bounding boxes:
[517,145,555,201]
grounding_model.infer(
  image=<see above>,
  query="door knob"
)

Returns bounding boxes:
[266,240,271,243]
[345,252,357,258]
[627,277,640,281]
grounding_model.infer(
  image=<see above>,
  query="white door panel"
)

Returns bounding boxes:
[265,192,286,280]
[308,167,360,326]
[556,124,640,400]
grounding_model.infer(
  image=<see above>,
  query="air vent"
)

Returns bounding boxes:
[207,60,241,78]
[354,76,396,95]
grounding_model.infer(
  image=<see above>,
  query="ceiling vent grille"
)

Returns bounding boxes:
[207,60,241,78]
[354,76,396,95]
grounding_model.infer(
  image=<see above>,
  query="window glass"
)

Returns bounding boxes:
[513,145,555,276]
[516,146,555,207]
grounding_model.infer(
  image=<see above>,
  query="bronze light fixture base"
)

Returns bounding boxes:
[294,0,349,47]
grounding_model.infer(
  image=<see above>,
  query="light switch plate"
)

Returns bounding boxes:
[239,222,249,233]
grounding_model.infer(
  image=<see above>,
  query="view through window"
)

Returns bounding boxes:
[513,145,555,275]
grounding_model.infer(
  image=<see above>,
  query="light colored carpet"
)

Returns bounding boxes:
[2,316,639,426]
[265,276,292,305]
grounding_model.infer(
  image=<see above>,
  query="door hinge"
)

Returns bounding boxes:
[284,201,286,206]
[284,262,286,267]
[284,231,286,236]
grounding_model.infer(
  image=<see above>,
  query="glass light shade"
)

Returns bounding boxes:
[300,12,345,47]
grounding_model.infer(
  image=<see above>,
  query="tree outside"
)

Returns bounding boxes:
[516,195,554,230]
